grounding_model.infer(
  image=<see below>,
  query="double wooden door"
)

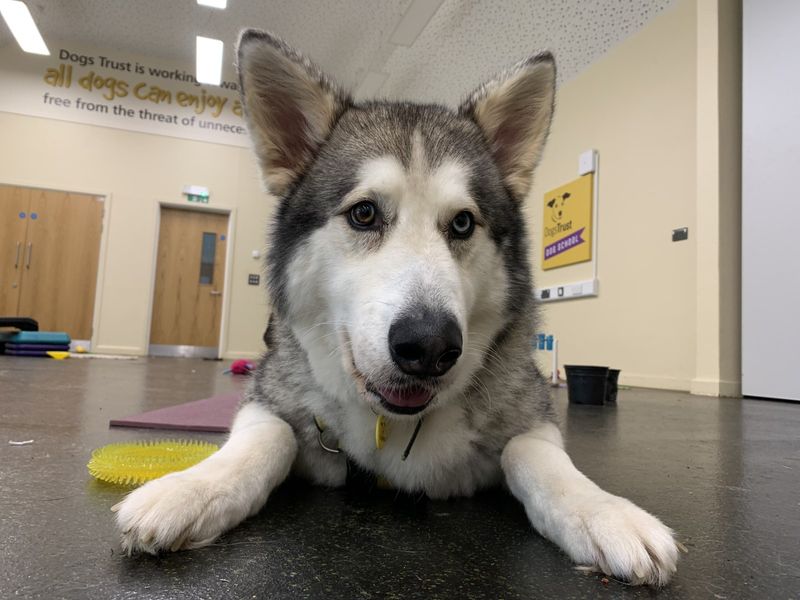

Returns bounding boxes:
[149,206,228,355]
[0,185,104,339]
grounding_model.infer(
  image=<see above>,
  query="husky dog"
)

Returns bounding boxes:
[115,30,678,586]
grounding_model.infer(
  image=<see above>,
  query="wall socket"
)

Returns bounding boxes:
[672,227,689,242]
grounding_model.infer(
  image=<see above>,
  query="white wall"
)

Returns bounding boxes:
[742,0,800,400]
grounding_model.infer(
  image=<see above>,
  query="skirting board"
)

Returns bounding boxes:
[94,346,261,360]
[93,345,143,356]
[223,351,261,360]
[619,374,692,392]
[619,374,741,397]
[691,378,742,398]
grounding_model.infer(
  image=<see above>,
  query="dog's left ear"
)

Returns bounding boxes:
[237,29,351,197]
[459,53,556,200]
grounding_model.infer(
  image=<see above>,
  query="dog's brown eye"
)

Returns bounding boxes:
[450,211,474,239]
[348,201,378,229]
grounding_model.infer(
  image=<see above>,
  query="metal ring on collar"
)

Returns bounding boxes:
[314,416,341,454]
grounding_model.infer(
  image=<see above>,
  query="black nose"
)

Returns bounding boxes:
[388,308,463,378]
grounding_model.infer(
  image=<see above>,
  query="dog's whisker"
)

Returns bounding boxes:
[295,320,347,338]
[359,300,399,308]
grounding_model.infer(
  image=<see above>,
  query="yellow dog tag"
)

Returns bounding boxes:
[375,415,388,449]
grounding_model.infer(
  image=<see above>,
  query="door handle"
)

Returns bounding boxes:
[25,243,32,269]
[209,289,222,296]
[14,242,21,268]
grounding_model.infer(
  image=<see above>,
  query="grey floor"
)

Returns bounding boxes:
[1,356,798,599]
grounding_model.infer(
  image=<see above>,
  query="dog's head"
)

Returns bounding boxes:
[238,31,555,418]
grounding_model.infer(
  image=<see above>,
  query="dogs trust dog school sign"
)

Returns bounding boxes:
[542,174,593,270]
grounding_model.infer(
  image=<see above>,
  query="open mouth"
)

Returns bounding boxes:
[367,384,435,415]
[341,331,436,415]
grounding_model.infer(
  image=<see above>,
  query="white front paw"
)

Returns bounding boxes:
[113,470,245,555]
[564,493,679,586]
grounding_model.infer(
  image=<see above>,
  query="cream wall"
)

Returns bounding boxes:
[528,0,742,394]
[0,111,273,358]
[527,0,700,391]
[1,0,741,389]
[694,0,742,396]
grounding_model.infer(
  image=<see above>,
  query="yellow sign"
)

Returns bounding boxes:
[542,174,593,270]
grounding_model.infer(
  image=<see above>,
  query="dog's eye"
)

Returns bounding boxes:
[450,211,475,239]
[348,201,378,229]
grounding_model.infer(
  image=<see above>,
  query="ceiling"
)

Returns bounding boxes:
[1,0,676,105]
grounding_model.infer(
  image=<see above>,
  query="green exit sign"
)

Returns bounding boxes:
[182,185,210,204]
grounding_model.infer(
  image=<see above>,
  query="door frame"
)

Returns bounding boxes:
[0,178,112,351]
[145,200,236,359]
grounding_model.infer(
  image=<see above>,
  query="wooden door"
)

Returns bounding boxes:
[16,189,104,339]
[0,186,31,317]
[149,207,228,349]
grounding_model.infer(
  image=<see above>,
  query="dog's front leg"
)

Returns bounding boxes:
[114,401,297,554]
[501,423,678,586]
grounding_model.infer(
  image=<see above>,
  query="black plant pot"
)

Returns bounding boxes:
[565,365,609,405]
[606,369,621,403]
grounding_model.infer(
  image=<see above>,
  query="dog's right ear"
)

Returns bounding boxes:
[237,30,350,197]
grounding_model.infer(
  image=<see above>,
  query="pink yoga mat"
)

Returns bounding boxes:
[110,391,241,433]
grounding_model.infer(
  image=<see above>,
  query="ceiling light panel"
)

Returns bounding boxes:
[196,36,223,86]
[197,0,227,8]
[0,0,49,55]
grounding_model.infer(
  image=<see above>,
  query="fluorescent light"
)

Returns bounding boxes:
[0,0,49,55]
[196,36,223,86]
[197,0,227,8]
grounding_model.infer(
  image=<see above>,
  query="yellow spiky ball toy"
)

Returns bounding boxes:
[87,440,219,486]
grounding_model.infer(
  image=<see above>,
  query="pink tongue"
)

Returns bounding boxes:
[378,386,433,408]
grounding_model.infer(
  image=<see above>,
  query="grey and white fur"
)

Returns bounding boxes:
[114,30,679,586]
